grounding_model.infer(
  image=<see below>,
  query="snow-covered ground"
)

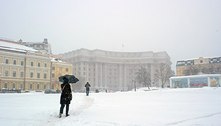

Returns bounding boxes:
[1,87,221,126]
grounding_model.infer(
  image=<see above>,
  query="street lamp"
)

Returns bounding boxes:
[132,80,136,92]
[0,73,1,90]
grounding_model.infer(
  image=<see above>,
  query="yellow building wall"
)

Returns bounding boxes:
[51,61,73,91]
[0,50,51,91]
[176,66,186,76]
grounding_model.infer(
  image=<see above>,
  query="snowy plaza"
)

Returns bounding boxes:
[0,87,221,126]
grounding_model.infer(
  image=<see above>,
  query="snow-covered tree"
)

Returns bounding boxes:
[184,64,221,75]
[135,66,151,89]
[154,63,173,88]
[184,65,200,75]
[72,76,85,92]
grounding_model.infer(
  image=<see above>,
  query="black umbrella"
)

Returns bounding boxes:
[59,74,79,83]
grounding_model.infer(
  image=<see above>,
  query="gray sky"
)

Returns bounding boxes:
[0,0,221,69]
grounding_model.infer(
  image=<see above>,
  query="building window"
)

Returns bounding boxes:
[20,84,23,89]
[5,59,9,64]
[44,63,47,67]
[4,83,7,88]
[5,71,9,76]
[13,60,16,65]
[13,71,16,77]
[31,62,34,66]
[44,85,46,89]
[44,73,47,79]
[37,73,40,78]
[66,68,69,72]
[200,60,203,63]
[38,63,40,67]
[13,83,15,89]
[52,67,55,70]
[52,73,55,78]
[21,61,24,66]
[30,72,33,78]
[20,72,24,78]
[30,84,32,90]
[37,84,40,90]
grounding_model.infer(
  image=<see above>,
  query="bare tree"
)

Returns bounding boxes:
[72,76,85,92]
[135,66,151,89]
[184,63,221,75]
[184,65,202,75]
[216,64,221,74]
[154,63,172,88]
[208,63,221,74]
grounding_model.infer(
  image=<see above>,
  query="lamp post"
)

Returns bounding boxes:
[132,80,136,92]
[0,72,2,90]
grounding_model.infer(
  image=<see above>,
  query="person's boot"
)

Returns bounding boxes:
[59,113,62,118]
[66,114,70,117]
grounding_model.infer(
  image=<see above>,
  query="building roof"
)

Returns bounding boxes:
[0,40,37,53]
[170,74,221,79]
[64,48,170,58]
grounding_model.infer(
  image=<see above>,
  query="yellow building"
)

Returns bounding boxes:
[176,57,221,76]
[0,40,51,91]
[51,58,73,91]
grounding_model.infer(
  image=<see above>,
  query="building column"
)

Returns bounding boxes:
[208,77,210,87]
[102,63,106,89]
[95,63,99,89]
[100,63,103,88]
[119,64,122,91]
[187,78,190,87]
[124,64,127,91]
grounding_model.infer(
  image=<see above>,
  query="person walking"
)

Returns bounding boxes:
[85,82,91,96]
[59,76,72,118]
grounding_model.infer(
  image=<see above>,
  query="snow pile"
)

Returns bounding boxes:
[0,88,221,126]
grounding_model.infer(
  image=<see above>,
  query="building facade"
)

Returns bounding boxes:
[0,40,51,91]
[62,49,171,92]
[51,58,73,91]
[176,57,221,76]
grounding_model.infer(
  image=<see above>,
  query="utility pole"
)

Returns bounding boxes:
[133,80,136,92]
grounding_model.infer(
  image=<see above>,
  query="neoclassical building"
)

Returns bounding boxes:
[62,49,171,92]
[0,39,73,92]
[0,40,51,91]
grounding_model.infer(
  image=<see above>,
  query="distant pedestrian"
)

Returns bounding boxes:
[59,76,72,118]
[85,82,91,96]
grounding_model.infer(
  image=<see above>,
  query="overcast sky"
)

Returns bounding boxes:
[0,0,221,69]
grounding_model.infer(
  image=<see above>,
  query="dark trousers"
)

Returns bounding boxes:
[86,90,89,96]
[60,104,69,115]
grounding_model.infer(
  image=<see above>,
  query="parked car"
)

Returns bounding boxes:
[44,89,57,94]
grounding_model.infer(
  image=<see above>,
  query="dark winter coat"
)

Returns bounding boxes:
[60,83,72,104]
[85,82,91,91]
